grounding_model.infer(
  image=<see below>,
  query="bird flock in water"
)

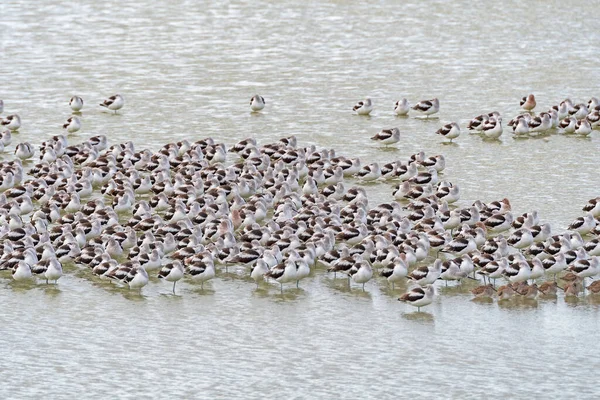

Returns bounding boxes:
[1,92,600,313]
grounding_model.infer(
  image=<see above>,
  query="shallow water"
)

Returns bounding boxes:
[1,0,600,398]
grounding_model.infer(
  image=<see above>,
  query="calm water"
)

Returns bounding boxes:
[2,1,600,398]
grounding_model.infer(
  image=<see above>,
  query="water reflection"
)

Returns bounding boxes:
[402,311,434,324]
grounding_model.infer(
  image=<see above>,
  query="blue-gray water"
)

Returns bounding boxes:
[1,1,600,398]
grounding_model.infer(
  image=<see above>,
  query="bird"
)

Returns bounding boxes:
[99,94,125,113]
[69,96,84,112]
[370,127,400,146]
[482,117,503,139]
[520,94,536,111]
[436,122,460,142]
[470,284,496,299]
[158,260,185,294]
[14,142,35,160]
[398,284,436,312]
[265,260,297,292]
[250,95,265,112]
[12,261,33,282]
[412,98,439,118]
[63,116,81,134]
[348,261,373,290]
[1,114,21,131]
[574,118,592,136]
[353,98,373,115]
[394,98,410,116]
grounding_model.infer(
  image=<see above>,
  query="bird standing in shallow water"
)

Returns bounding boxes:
[353,98,373,115]
[69,96,84,112]
[250,95,265,112]
[412,98,439,118]
[399,284,435,312]
[370,127,400,146]
[63,116,81,134]
[99,94,124,114]
[436,122,460,142]
[520,94,536,112]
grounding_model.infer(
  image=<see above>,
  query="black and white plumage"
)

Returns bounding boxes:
[411,98,439,118]
[353,98,373,115]
[99,94,124,113]
[1,114,21,131]
[370,127,400,146]
[398,284,436,311]
[69,96,84,112]
[436,122,460,142]
[250,95,265,112]
[63,116,81,134]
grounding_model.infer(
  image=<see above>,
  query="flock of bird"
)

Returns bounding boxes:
[351,94,600,146]
[1,93,600,313]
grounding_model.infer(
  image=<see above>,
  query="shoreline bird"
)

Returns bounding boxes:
[520,94,536,111]
[353,98,373,115]
[69,96,84,112]
[399,284,436,312]
[371,127,400,146]
[158,260,185,294]
[482,117,503,139]
[100,94,124,114]
[412,98,439,118]
[436,122,460,142]
[250,95,265,112]
[1,114,21,131]
[63,116,81,134]
[394,98,410,116]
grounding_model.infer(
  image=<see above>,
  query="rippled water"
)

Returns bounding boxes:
[2,1,600,398]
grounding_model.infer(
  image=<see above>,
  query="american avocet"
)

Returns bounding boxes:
[356,162,381,181]
[528,114,551,135]
[568,213,596,235]
[1,114,21,131]
[570,103,589,120]
[559,116,577,134]
[69,96,84,112]
[588,97,599,111]
[399,284,435,312]
[370,127,400,146]
[436,122,460,142]
[353,98,373,115]
[12,261,33,281]
[250,95,265,112]
[99,94,125,114]
[32,258,63,284]
[250,259,270,287]
[503,260,531,284]
[265,259,297,292]
[468,112,499,131]
[412,98,439,118]
[482,117,502,139]
[520,94,536,111]
[348,260,372,290]
[574,118,592,136]
[188,260,215,289]
[507,228,534,249]
[63,116,81,134]
[14,142,35,160]
[470,284,496,299]
[588,110,600,128]
[407,259,442,286]
[0,129,11,146]
[125,265,149,290]
[394,98,410,116]
[380,255,408,290]
[513,117,530,135]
